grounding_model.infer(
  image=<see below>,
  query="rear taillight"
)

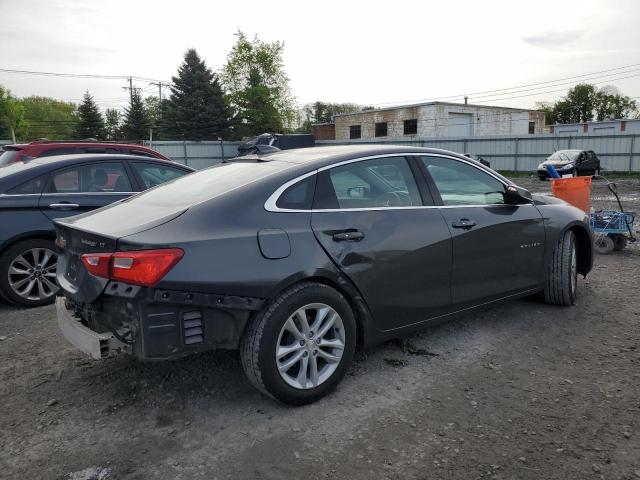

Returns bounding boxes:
[80,249,184,287]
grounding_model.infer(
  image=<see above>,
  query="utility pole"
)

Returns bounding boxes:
[149,81,170,102]
[122,76,140,103]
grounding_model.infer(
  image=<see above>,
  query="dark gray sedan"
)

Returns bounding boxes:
[54,146,593,404]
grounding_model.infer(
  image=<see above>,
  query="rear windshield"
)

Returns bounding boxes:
[0,150,20,167]
[123,160,290,207]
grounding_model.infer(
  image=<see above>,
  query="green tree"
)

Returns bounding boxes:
[297,101,373,132]
[540,83,637,124]
[221,31,295,139]
[104,108,122,140]
[164,49,229,140]
[0,85,26,142]
[121,90,149,141]
[594,86,637,121]
[19,96,77,140]
[75,91,105,139]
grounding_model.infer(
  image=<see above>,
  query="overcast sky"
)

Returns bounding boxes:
[1,0,639,113]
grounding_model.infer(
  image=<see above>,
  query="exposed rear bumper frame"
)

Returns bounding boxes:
[56,297,129,359]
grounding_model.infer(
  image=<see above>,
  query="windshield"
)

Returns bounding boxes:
[548,150,580,162]
[0,150,20,167]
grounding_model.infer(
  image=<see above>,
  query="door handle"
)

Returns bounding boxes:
[332,230,365,242]
[49,203,80,211]
[451,219,477,230]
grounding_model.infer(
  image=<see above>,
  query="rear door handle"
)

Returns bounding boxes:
[49,203,80,211]
[451,219,477,230]
[332,230,365,242]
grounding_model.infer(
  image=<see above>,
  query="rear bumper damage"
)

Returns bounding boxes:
[56,297,129,359]
[57,286,264,361]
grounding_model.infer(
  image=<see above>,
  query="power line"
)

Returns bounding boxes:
[368,63,640,106]
[0,67,170,84]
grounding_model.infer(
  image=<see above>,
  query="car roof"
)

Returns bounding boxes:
[0,153,193,180]
[239,144,475,168]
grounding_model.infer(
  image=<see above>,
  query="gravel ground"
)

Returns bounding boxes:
[0,176,639,480]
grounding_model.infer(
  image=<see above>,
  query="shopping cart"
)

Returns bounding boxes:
[590,181,636,254]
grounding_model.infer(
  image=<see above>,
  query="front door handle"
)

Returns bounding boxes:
[49,203,80,211]
[451,219,477,230]
[332,230,365,242]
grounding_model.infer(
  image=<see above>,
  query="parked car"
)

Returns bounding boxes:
[0,154,194,306]
[0,140,170,167]
[537,149,601,180]
[237,133,315,156]
[54,145,593,405]
[463,153,491,168]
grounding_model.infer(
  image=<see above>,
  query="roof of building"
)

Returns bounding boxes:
[333,101,541,118]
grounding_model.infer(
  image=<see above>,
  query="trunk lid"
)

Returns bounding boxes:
[55,204,187,303]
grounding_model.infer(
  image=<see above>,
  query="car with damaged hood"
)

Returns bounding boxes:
[54,145,593,405]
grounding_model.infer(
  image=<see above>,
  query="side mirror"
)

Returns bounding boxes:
[504,185,532,205]
[347,186,370,199]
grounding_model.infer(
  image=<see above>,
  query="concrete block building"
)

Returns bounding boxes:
[328,101,545,140]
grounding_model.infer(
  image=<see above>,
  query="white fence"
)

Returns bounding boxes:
[144,140,241,170]
[3,134,639,172]
[318,133,640,172]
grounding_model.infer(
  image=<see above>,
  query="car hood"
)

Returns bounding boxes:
[540,159,573,166]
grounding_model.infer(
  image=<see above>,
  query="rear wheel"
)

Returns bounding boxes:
[612,234,628,251]
[240,282,356,405]
[594,234,615,254]
[544,230,577,306]
[0,238,58,307]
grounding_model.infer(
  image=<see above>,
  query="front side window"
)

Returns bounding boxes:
[48,162,132,193]
[132,162,189,189]
[314,157,422,209]
[421,156,505,206]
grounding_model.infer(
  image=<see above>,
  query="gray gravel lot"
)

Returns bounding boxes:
[1,176,639,480]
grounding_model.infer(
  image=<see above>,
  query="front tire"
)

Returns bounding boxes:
[544,230,578,306]
[240,282,356,405]
[0,238,59,307]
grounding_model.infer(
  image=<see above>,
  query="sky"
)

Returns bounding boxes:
[1,0,640,114]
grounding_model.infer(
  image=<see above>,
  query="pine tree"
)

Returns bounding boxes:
[121,90,149,141]
[165,49,229,140]
[75,91,105,139]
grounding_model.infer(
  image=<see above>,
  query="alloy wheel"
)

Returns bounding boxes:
[275,303,345,390]
[570,243,577,296]
[8,247,58,301]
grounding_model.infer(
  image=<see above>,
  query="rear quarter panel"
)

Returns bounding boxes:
[0,195,53,251]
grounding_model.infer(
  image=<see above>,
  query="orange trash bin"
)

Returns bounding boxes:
[550,176,592,213]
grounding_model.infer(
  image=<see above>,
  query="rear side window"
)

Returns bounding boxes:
[313,157,422,209]
[48,162,132,193]
[132,162,189,189]
[6,175,47,195]
[276,175,316,210]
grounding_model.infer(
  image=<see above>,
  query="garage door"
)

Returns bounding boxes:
[447,113,473,137]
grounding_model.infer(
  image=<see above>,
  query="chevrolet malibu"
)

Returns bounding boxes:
[54,146,593,405]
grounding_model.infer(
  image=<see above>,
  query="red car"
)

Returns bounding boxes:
[0,141,170,166]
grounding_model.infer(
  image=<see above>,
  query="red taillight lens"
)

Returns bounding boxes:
[110,249,184,287]
[80,253,111,279]
[80,248,184,287]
